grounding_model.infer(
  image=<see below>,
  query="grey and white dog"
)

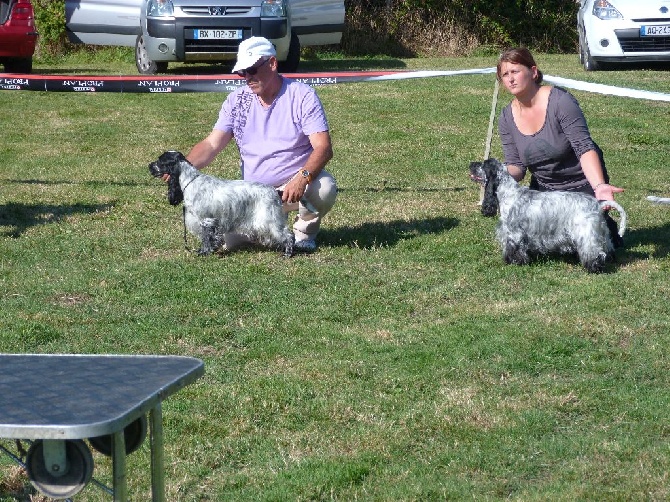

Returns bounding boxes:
[149,150,294,257]
[470,158,626,273]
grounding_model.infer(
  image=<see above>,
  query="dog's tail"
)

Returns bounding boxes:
[600,200,627,237]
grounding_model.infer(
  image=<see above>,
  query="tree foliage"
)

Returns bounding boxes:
[345,0,579,54]
[32,0,66,50]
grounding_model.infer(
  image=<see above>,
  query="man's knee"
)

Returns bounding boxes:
[305,171,337,215]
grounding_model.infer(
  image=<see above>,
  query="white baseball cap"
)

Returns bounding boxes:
[232,37,277,73]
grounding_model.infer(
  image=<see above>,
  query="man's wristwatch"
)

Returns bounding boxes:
[299,169,312,182]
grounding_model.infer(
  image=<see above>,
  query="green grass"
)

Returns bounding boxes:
[1,52,670,501]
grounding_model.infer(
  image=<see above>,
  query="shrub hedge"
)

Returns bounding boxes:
[344,0,579,54]
[32,0,66,55]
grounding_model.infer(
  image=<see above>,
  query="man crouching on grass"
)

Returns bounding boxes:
[182,36,337,253]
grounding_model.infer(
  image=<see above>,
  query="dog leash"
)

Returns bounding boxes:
[480,78,500,204]
[484,78,500,160]
[181,174,199,252]
[182,206,192,251]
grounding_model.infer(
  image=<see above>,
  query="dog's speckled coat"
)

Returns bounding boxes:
[149,151,294,257]
[470,158,626,273]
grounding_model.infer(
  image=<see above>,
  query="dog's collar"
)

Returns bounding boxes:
[182,174,199,192]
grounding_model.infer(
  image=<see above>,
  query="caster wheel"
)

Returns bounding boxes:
[25,439,94,499]
[89,415,148,457]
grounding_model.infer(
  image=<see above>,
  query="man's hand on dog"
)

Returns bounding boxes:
[281,175,308,204]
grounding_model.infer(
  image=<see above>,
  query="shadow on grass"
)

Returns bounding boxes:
[33,57,408,76]
[515,222,670,272]
[4,178,146,188]
[0,486,34,502]
[339,186,469,194]
[31,67,112,75]
[320,216,458,250]
[594,61,670,72]
[0,202,114,238]
[618,222,670,261]
[149,57,408,75]
[294,58,408,72]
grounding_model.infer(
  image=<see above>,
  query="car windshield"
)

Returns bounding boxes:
[0,0,12,24]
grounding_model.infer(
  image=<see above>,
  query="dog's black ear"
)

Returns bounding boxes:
[481,158,499,175]
[482,159,504,185]
[481,172,499,217]
[167,174,184,206]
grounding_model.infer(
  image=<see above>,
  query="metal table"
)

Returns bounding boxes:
[0,354,205,501]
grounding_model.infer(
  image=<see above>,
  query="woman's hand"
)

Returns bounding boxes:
[594,183,624,202]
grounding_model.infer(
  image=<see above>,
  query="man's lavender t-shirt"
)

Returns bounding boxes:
[213,77,329,187]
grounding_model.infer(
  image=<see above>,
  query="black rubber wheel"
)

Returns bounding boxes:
[278,31,300,73]
[3,57,32,73]
[88,414,148,457]
[136,35,168,75]
[25,439,94,499]
[581,36,601,72]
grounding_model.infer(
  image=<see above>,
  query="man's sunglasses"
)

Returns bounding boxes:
[235,57,270,77]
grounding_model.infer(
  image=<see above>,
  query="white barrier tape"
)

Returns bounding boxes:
[543,73,670,103]
[358,67,498,81]
[362,67,670,103]
[341,66,670,102]
[1,67,669,102]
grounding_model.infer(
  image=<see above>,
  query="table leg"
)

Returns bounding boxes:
[150,403,165,502]
[112,430,128,502]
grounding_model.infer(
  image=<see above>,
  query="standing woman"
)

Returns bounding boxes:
[496,47,624,245]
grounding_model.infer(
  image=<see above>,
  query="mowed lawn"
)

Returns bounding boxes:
[1,53,670,501]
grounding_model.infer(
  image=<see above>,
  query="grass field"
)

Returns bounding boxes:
[1,51,670,501]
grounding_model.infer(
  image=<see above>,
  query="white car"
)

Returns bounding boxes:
[65,0,345,74]
[578,0,670,70]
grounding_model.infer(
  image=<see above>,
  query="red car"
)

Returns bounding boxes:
[0,0,37,73]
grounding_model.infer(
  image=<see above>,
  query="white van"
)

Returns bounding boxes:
[65,0,345,74]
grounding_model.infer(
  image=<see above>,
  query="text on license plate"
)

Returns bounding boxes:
[640,25,670,36]
[193,29,242,40]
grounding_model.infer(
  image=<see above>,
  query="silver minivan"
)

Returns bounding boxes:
[65,0,345,74]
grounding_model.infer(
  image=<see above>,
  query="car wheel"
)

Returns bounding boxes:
[278,31,300,73]
[136,35,168,75]
[3,57,32,74]
[581,37,600,71]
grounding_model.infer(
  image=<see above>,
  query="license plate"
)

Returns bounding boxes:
[640,24,670,36]
[193,29,242,40]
